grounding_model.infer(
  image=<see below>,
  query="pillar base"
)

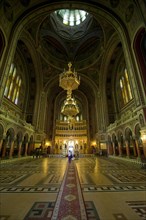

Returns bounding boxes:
[136,156,142,162]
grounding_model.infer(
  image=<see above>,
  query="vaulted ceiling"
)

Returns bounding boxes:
[1,0,132,137]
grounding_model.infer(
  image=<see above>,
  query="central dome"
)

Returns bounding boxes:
[55,9,88,26]
[39,9,104,68]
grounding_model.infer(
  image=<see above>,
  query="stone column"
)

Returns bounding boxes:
[142,142,146,158]
[0,138,3,153]
[132,139,137,157]
[125,140,130,157]
[9,140,15,158]
[112,142,116,155]
[38,92,47,131]
[2,138,8,158]
[108,142,113,155]
[140,128,146,158]
[28,142,34,155]
[25,142,28,156]
[118,142,122,156]
[135,139,141,159]
[18,141,22,157]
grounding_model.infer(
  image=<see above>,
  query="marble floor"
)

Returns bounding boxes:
[0,156,146,220]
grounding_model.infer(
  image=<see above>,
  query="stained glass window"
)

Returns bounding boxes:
[119,68,132,106]
[4,63,22,105]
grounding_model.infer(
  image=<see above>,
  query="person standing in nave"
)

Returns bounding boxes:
[68,150,72,163]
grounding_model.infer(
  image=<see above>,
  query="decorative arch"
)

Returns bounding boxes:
[16,39,37,124]
[16,131,23,143]
[6,128,15,141]
[134,123,141,140]
[103,39,124,125]
[107,135,112,142]
[117,130,124,143]
[112,133,117,143]
[134,123,144,156]
[139,113,145,127]
[125,127,132,142]
[0,124,4,140]
[133,27,146,95]
[0,29,5,62]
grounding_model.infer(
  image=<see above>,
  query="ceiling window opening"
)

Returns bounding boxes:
[55,9,88,26]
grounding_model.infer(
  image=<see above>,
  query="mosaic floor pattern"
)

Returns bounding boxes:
[0,156,146,220]
[76,157,146,186]
[51,162,87,219]
[1,157,146,189]
[126,201,146,220]
[1,201,145,220]
[23,201,99,220]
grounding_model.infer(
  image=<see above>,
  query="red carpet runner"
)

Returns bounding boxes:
[51,161,87,220]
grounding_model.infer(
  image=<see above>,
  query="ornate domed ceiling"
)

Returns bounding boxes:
[39,9,104,69]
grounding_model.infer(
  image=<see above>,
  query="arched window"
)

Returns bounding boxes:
[119,68,132,106]
[4,63,22,105]
[120,77,127,104]
[124,68,132,100]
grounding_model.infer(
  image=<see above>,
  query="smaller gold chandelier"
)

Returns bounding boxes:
[59,62,80,95]
[61,96,79,117]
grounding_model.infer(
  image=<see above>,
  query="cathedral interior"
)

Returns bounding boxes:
[0,0,146,220]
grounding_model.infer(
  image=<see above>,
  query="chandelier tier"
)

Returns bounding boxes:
[59,62,80,95]
[61,95,79,117]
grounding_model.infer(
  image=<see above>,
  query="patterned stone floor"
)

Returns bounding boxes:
[0,156,146,220]
[23,201,99,220]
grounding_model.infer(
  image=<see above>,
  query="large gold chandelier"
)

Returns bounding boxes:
[59,62,80,117]
[59,62,80,96]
